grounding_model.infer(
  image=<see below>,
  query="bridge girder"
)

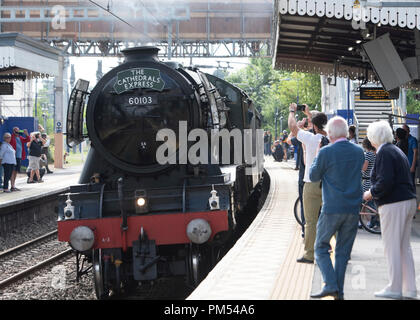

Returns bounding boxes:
[53,39,272,58]
[0,0,274,58]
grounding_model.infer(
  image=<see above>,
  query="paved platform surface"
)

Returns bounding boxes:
[188,158,420,300]
[0,166,82,208]
[188,158,314,300]
[311,214,420,300]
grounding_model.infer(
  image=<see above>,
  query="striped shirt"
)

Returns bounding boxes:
[362,151,376,192]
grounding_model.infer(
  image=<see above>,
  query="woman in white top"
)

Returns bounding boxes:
[0,132,17,193]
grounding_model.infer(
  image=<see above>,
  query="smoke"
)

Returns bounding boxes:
[90,0,188,45]
[87,0,273,49]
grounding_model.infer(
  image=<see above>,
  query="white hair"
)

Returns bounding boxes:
[367,120,394,146]
[3,132,11,140]
[326,116,348,140]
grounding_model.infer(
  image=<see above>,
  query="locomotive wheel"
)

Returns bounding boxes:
[186,244,209,287]
[93,249,109,299]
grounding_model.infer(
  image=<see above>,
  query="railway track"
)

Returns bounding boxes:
[0,230,73,291]
[0,249,73,290]
[0,230,58,259]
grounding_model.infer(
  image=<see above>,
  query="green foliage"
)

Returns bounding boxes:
[34,81,55,135]
[225,57,321,137]
[406,89,420,114]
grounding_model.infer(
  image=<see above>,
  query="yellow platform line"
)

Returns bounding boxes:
[270,225,314,300]
[270,224,338,300]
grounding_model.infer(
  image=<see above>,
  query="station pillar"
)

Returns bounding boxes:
[54,55,64,169]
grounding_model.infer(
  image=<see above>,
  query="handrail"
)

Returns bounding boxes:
[354,112,360,142]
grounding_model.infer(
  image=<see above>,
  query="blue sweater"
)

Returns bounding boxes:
[309,140,365,215]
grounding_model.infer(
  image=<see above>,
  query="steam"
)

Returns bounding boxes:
[91,0,186,45]
[88,0,273,48]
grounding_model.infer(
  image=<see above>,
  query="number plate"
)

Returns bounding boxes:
[127,95,158,106]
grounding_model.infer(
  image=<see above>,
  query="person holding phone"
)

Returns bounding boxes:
[10,126,30,191]
[288,103,328,264]
[27,132,46,183]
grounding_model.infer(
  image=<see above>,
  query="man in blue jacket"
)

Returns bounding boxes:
[309,116,365,300]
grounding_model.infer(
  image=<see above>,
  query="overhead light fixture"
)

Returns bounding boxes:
[348,47,354,51]
[356,40,362,44]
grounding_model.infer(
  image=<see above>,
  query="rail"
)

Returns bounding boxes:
[0,249,73,290]
[0,230,58,259]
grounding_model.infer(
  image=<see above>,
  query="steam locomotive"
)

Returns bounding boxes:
[57,47,263,299]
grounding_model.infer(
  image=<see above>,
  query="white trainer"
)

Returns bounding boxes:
[374,288,402,300]
[403,291,418,300]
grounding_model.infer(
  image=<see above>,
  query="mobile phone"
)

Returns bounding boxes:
[297,104,306,111]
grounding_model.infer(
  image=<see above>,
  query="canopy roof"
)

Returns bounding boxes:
[278,0,420,30]
[273,1,420,86]
[0,33,61,81]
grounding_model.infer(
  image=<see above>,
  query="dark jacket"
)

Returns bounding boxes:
[370,143,416,207]
[396,139,408,156]
[291,136,305,183]
[29,140,43,157]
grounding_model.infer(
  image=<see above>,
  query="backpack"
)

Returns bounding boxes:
[320,135,330,149]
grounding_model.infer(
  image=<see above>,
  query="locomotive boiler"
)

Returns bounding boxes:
[57,46,263,299]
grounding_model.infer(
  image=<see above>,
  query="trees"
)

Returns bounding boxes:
[225,57,321,136]
[34,81,55,134]
[406,89,420,115]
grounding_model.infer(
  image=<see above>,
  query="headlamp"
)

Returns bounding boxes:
[69,226,95,252]
[137,197,146,207]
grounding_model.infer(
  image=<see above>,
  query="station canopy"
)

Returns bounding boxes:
[273,0,420,86]
[0,33,61,82]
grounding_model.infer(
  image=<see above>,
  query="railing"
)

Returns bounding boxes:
[354,112,360,142]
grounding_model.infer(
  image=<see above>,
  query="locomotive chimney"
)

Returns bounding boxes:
[121,46,160,62]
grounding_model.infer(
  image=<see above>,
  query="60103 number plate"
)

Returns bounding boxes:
[128,95,158,105]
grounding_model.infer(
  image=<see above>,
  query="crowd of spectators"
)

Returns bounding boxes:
[0,124,53,193]
[270,103,419,300]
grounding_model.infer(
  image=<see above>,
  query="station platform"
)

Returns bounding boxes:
[0,165,82,209]
[188,158,420,300]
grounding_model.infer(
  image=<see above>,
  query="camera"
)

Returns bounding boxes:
[297,104,306,111]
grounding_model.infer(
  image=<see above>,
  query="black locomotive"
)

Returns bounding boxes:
[58,46,263,299]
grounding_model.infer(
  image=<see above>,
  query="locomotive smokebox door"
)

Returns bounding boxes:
[132,235,159,281]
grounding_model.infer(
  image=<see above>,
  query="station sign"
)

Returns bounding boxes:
[56,121,62,133]
[337,109,354,125]
[0,82,14,95]
[406,114,420,125]
[359,87,390,100]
